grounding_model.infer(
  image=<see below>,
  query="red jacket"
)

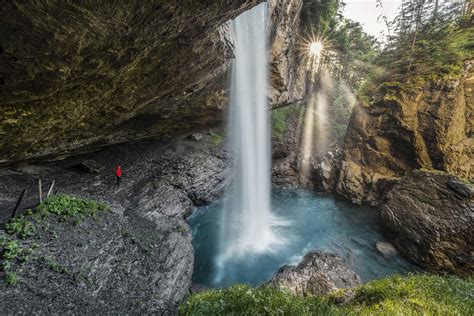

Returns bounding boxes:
[116,166,122,177]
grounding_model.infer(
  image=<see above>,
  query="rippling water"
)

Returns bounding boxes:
[188,188,421,288]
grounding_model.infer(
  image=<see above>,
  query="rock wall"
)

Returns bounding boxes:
[268,0,306,107]
[1,0,300,166]
[337,61,474,204]
[0,0,304,166]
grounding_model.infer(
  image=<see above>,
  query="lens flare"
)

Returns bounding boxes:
[299,33,330,82]
[309,41,323,57]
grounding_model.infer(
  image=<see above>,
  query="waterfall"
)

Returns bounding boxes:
[215,3,285,282]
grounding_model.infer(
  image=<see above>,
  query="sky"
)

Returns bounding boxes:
[342,0,403,40]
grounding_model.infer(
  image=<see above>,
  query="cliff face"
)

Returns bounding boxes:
[337,61,473,203]
[0,0,304,165]
[268,0,305,107]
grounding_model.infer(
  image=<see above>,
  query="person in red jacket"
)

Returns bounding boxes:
[115,165,122,186]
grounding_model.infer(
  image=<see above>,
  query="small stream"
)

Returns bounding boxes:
[189,188,420,288]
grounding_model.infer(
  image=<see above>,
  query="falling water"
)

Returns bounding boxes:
[215,3,285,282]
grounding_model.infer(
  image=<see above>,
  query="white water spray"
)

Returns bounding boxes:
[215,4,285,281]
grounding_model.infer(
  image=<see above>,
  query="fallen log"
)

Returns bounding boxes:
[11,188,27,219]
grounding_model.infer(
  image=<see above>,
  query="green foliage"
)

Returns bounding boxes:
[211,131,224,146]
[271,106,300,141]
[347,274,474,315]
[326,83,355,143]
[6,216,36,239]
[325,19,380,90]
[5,272,18,286]
[1,239,20,260]
[180,284,338,315]
[301,0,341,35]
[36,194,107,220]
[45,257,61,272]
[359,1,472,104]
[180,274,474,315]
[1,195,108,285]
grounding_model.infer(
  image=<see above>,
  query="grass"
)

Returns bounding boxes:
[179,274,474,315]
[1,195,108,285]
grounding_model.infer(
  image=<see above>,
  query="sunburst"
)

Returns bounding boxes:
[298,32,332,81]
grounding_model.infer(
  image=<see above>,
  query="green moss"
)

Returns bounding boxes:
[179,274,474,315]
[211,131,224,146]
[176,226,187,235]
[46,258,61,273]
[272,106,300,141]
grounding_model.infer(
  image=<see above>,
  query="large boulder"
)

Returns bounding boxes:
[381,170,474,276]
[268,250,361,296]
[337,61,473,204]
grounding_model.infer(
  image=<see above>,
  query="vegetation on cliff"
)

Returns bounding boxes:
[358,0,473,104]
[180,274,474,315]
[301,0,472,106]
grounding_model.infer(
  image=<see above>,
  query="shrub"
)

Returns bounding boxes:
[36,194,107,220]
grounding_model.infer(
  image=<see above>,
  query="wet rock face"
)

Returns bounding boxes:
[0,1,263,165]
[381,171,474,276]
[268,250,361,296]
[337,61,473,204]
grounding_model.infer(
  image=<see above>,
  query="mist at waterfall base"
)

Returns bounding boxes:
[189,189,420,287]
